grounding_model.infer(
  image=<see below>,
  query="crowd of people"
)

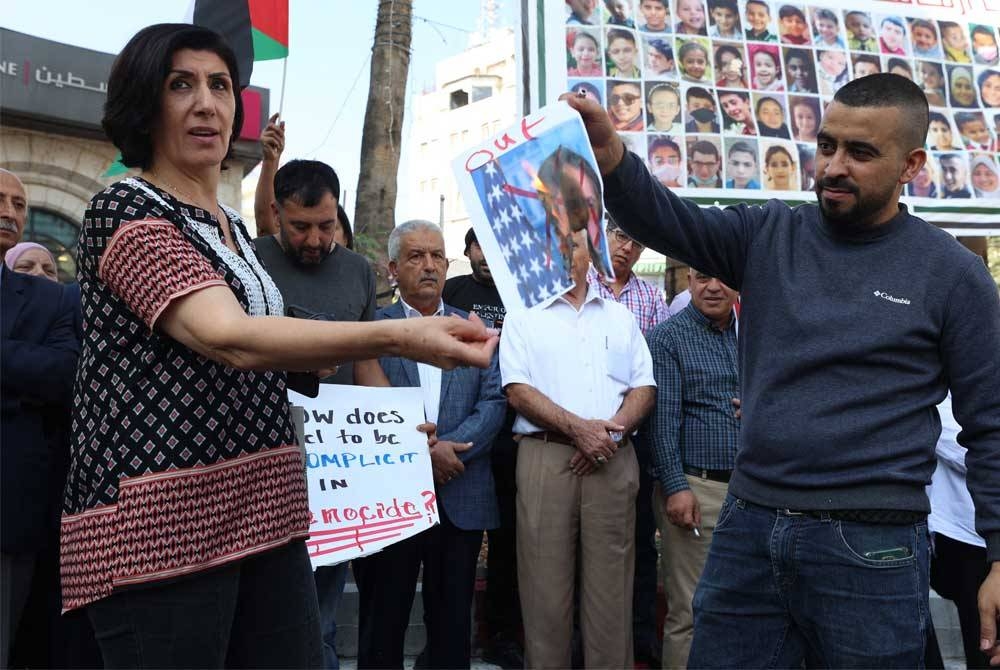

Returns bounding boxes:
[2,18,1000,670]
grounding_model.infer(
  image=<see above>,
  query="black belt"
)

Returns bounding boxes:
[785,508,926,525]
[683,465,732,484]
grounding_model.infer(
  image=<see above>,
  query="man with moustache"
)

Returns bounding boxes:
[444,229,506,330]
[252,159,385,670]
[354,220,506,669]
[563,73,1000,668]
[587,217,668,666]
[441,230,523,669]
[647,267,740,670]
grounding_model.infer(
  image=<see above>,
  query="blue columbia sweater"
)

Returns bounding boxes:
[606,151,1000,561]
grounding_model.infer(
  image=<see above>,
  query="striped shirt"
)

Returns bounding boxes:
[646,303,740,495]
[587,267,669,335]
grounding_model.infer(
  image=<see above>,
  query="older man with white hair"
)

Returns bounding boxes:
[352,220,506,670]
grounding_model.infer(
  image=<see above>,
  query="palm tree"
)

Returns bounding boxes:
[354,0,413,301]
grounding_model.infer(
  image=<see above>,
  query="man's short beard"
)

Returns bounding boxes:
[279,226,331,266]
[470,259,494,285]
[815,178,895,232]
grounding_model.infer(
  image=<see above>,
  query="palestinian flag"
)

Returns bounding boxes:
[248,0,289,60]
[187,0,289,88]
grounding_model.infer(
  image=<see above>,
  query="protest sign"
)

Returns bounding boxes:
[289,385,438,568]
[452,101,614,313]
[521,0,1000,232]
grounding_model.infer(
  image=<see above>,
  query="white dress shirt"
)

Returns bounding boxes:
[499,282,656,434]
[399,297,444,426]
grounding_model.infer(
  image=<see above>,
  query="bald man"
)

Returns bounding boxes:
[1,169,80,667]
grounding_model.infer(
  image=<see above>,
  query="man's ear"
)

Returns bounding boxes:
[900,147,927,185]
[388,260,399,282]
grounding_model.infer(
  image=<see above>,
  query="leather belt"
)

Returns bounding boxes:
[683,465,732,484]
[786,509,926,525]
[525,431,574,446]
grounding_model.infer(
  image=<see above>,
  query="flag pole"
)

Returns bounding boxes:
[278,55,288,116]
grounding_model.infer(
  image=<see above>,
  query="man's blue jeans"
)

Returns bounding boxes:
[688,495,931,669]
[314,562,349,670]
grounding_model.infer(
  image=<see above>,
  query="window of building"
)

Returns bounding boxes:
[449,89,469,109]
[471,86,494,102]
[24,208,78,283]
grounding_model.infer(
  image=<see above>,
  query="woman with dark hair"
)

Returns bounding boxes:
[61,23,496,668]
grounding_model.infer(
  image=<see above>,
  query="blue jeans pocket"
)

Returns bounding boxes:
[834,520,920,569]
[713,495,739,532]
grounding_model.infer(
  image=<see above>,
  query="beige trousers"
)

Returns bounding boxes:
[652,475,728,669]
[516,436,640,669]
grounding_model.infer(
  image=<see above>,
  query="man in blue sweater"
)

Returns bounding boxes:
[564,73,1000,667]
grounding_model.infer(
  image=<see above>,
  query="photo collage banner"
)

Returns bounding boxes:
[533,0,1000,220]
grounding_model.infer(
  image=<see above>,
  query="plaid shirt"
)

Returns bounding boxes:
[587,267,669,335]
[646,303,740,495]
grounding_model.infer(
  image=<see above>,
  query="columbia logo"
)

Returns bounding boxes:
[873,290,911,305]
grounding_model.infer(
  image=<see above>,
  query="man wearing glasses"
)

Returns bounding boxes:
[587,217,669,666]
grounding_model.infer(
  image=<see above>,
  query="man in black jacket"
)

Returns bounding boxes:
[1,169,80,667]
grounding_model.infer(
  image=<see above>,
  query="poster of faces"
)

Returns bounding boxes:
[562,0,1000,200]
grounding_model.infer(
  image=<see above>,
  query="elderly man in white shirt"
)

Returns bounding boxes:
[500,228,656,669]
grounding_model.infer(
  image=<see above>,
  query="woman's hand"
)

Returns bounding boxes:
[397,312,499,370]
